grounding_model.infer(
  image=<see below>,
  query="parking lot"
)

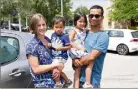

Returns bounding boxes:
[63,51,138,88]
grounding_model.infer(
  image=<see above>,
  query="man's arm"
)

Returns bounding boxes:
[80,49,101,65]
[80,33,109,66]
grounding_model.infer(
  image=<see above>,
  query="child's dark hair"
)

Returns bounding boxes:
[89,5,104,16]
[52,16,65,27]
[74,12,87,27]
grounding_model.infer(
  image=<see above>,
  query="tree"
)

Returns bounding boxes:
[0,0,33,18]
[109,0,138,28]
[0,0,34,25]
[29,0,72,26]
[74,6,89,15]
[0,0,72,27]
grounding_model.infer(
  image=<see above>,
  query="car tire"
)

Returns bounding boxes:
[116,44,129,55]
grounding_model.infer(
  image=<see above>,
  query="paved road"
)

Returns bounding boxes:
[101,52,138,88]
[63,52,138,88]
[46,30,138,88]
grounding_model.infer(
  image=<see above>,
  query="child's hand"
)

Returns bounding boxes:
[47,43,52,48]
[56,47,62,51]
[80,48,85,52]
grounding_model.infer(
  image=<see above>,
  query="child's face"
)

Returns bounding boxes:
[76,16,86,30]
[53,22,65,35]
[35,18,47,36]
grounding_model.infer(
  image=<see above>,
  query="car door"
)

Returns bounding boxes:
[0,32,33,88]
[108,30,124,51]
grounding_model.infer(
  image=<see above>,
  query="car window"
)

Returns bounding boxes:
[64,26,74,34]
[108,30,124,37]
[0,36,19,65]
[131,31,138,38]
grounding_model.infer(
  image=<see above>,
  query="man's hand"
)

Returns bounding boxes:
[52,68,60,79]
[79,56,90,66]
[72,59,82,67]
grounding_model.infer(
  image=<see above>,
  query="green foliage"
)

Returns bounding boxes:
[0,0,34,19]
[0,0,72,26]
[128,26,138,30]
[109,0,138,21]
[74,6,89,15]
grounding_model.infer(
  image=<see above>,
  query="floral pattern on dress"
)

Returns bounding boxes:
[26,36,55,88]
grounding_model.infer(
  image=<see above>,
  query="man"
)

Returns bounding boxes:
[73,5,109,88]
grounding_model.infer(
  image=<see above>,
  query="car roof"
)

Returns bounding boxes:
[1,29,32,35]
[104,29,137,32]
[1,29,34,45]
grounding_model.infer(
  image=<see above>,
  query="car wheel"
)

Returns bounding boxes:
[116,44,129,55]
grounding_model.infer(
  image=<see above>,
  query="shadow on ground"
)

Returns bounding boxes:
[107,50,138,56]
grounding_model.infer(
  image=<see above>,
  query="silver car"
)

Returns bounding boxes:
[0,29,34,88]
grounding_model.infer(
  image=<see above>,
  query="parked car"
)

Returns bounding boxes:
[64,26,74,35]
[0,29,34,88]
[1,23,28,32]
[105,29,138,55]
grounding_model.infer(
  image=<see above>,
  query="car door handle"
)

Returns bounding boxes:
[9,69,25,76]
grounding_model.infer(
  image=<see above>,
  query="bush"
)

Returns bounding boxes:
[128,26,138,30]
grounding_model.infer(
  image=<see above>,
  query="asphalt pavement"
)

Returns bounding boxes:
[63,52,138,88]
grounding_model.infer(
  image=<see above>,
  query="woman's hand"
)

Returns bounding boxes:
[52,68,60,79]
[51,61,64,71]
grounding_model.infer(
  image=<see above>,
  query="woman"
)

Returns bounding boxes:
[26,13,63,88]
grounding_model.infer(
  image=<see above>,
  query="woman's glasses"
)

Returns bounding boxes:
[89,14,101,19]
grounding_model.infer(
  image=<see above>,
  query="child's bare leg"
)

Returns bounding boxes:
[74,67,81,88]
[54,62,64,85]
[85,61,94,85]
[60,72,69,83]
[55,76,60,84]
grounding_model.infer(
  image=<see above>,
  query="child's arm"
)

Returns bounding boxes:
[69,30,76,42]
[56,45,71,51]
[69,30,85,51]
[86,28,90,32]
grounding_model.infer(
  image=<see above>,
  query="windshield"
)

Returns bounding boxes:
[131,31,138,38]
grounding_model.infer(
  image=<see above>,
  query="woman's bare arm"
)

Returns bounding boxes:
[27,54,61,74]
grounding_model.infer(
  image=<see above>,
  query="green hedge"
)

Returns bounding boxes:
[128,26,138,30]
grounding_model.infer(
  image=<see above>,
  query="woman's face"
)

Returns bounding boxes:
[35,18,47,36]
[76,16,86,30]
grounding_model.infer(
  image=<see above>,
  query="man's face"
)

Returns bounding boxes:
[89,9,104,26]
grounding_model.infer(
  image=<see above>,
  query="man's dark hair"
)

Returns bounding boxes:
[89,5,104,16]
[52,16,65,27]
